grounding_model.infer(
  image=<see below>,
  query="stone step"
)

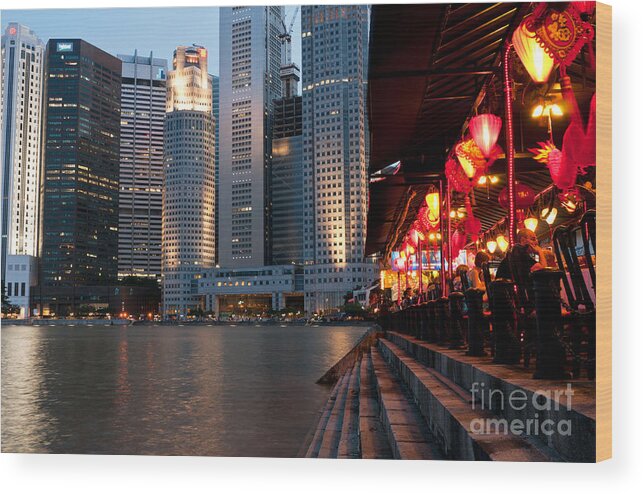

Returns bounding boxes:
[337,356,361,459]
[358,350,394,459]
[317,362,356,458]
[385,331,596,462]
[305,367,350,458]
[378,338,555,461]
[370,347,444,460]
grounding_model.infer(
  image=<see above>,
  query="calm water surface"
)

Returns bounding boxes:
[1,323,367,457]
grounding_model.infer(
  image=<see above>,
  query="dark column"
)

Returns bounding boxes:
[426,300,437,342]
[436,297,449,345]
[531,269,568,379]
[465,288,486,356]
[489,280,521,364]
[448,292,465,349]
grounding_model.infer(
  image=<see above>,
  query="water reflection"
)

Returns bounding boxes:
[1,324,367,457]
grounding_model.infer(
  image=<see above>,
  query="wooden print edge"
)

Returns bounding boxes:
[595,1,612,463]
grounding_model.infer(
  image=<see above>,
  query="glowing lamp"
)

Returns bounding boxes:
[489,175,499,184]
[549,104,563,116]
[449,210,456,219]
[469,114,502,158]
[496,235,509,253]
[512,19,555,84]
[478,176,487,185]
[532,104,544,118]
[545,207,558,225]
[486,240,498,254]
[524,217,539,232]
[424,191,440,228]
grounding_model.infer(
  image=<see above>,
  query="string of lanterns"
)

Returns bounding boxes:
[392,2,596,275]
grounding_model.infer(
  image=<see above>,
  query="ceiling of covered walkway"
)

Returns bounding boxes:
[366,2,596,257]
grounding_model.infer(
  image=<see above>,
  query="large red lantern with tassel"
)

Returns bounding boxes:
[498,182,536,210]
[469,114,502,158]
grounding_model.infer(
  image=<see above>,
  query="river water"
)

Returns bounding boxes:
[1,323,368,457]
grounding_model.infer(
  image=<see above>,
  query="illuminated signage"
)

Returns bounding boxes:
[56,42,74,52]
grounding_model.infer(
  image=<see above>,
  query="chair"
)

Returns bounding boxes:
[552,219,596,379]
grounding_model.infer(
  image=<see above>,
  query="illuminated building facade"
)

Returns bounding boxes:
[211,74,220,265]
[270,82,303,265]
[218,6,284,268]
[162,45,216,317]
[301,5,377,314]
[117,52,167,282]
[38,39,121,315]
[1,23,45,317]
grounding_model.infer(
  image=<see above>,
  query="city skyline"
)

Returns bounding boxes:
[0,6,302,78]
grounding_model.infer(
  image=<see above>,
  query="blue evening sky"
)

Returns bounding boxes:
[0,6,302,76]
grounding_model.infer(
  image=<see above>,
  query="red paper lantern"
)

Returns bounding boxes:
[455,138,487,179]
[498,183,536,210]
[450,229,466,258]
[512,17,555,83]
[446,157,473,194]
[469,114,502,158]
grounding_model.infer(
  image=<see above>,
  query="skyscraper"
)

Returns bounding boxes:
[162,45,216,317]
[0,23,45,316]
[218,6,284,268]
[301,5,376,314]
[270,67,303,266]
[39,39,121,315]
[117,52,167,282]
[211,74,220,266]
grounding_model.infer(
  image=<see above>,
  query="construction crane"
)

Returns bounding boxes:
[278,6,300,67]
[277,7,300,98]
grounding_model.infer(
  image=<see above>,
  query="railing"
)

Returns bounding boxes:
[379,212,596,380]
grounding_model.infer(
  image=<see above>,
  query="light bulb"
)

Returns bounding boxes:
[545,207,558,225]
[524,217,538,232]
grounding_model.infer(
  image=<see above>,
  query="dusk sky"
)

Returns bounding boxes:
[0,6,302,76]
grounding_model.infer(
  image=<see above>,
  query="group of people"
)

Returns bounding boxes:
[457,228,558,296]
[387,228,556,311]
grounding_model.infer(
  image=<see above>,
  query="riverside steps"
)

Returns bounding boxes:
[303,325,596,461]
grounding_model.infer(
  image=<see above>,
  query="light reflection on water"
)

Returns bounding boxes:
[1,324,367,457]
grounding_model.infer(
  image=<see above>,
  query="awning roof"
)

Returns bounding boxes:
[366,2,596,257]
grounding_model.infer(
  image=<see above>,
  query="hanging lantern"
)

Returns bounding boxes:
[524,216,539,232]
[512,17,555,83]
[486,240,498,254]
[451,229,466,258]
[455,138,487,179]
[498,182,536,210]
[445,157,474,193]
[496,234,509,253]
[424,191,440,228]
[469,114,502,158]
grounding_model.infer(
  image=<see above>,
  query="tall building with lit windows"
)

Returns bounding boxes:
[218,6,284,268]
[301,5,377,314]
[117,52,167,282]
[162,45,216,317]
[1,23,45,317]
[37,39,121,316]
